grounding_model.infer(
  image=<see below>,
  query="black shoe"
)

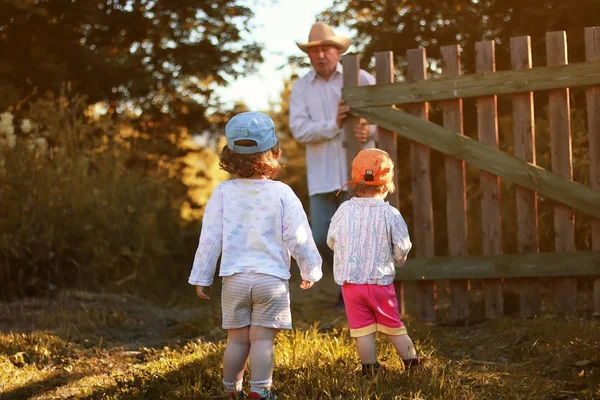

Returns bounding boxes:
[361,362,381,377]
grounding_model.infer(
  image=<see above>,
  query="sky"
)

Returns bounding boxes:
[213,0,353,112]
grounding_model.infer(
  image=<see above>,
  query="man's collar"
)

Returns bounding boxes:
[310,63,343,82]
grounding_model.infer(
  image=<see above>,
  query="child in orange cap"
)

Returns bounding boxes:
[327,148,422,374]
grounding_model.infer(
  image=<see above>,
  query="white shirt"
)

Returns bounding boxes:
[188,179,323,286]
[327,197,412,286]
[289,64,377,196]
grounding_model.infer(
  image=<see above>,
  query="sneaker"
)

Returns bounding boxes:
[248,391,277,400]
[229,392,247,399]
[402,356,424,368]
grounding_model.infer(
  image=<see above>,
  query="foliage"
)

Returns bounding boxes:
[0,0,263,132]
[319,0,600,74]
[0,93,198,300]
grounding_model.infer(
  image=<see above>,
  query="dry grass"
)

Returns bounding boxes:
[1,270,599,400]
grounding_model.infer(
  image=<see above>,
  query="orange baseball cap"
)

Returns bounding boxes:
[337,148,394,195]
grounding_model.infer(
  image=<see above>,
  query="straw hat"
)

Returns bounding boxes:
[296,22,351,54]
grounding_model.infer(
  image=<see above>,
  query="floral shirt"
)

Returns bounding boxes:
[188,179,323,286]
[327,197,412,286]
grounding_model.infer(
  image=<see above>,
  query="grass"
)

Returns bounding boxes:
[1,270,599,400]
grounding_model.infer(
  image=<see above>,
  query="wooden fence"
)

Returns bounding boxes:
[341,27,600,322]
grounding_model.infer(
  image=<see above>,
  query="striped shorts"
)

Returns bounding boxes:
[221,272,292,330]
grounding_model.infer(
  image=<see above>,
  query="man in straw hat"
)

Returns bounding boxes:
[289,22,377,309]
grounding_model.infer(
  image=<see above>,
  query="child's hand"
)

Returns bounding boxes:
[300,280,314,289]
[196,285,211,300]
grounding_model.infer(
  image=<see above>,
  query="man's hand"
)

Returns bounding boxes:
[196,285,211,300]
[336,100,350,129]
[354,118,370,143]
[300,280,314,289]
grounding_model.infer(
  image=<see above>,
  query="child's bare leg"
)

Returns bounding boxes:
[356,333,378,364]
[249,326,277,394]
[223,327,250,392]
[386,333,417,359]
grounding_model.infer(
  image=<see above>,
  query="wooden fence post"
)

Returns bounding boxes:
[342,54,362,177]
[476,41,504,319]
[407,48,436,322]
[585,27,600,316]
[375,51,405,317]
[510,36,541,318]
[375,52,400,209]
[547,31,577,316]
[441,45,469,322]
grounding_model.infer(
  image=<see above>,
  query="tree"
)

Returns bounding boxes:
[320,0,600,74]
[0,0,263,132]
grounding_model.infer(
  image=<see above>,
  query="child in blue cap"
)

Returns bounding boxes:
[189,111,323,399]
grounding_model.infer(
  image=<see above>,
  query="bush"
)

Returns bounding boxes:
[0,94,193,300]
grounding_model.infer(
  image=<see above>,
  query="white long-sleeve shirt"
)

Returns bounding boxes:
[327,197,412,286]
[289,63,377,196]
[188,179,323,286]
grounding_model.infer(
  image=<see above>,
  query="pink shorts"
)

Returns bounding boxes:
[342,283,407,338]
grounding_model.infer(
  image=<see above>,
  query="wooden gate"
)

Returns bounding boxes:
[341,27,600,322]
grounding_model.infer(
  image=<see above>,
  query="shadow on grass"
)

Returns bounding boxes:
[2,372,88,400]
[79,346,226,400]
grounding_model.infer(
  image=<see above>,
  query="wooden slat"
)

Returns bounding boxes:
[342,54,362,179]
[407,48,436,322]
[476,41,503,319]
[441,45,469,322]
[348,106,600,219]
[585,27,600,316]
[375,52,400,209]
[343,61,600,109]
[375,51,405,317]
[511,36,541,318]
[547,31,577,316]
[396,252,600,280]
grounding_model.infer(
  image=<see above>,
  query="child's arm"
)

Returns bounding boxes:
[326,208,342,250]
[390,208,412,267]
[282,189,323,283]
[188,186,224,289]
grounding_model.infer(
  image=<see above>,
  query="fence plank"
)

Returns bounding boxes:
[476,41,503,319]
[343,61,600,109]
[407,48,436,322]
[342,54,362,178]
[396,251,600,280]
[375,51,404,316]
[441,45,469,322]
[347,107,600,218]
[375,52,400,210]
[547,31,577,316]
[511,36,541,318]
[585,27,600,316]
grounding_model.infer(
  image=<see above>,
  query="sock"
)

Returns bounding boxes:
[249,379,272,397]
[223,380,243,395]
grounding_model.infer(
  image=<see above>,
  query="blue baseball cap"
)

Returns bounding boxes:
[225,112,278,155]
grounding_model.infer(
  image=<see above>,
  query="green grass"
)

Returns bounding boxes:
[1,273,599,399]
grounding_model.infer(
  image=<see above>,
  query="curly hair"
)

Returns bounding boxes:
[351,181,396,198]
[219,142,282,179]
